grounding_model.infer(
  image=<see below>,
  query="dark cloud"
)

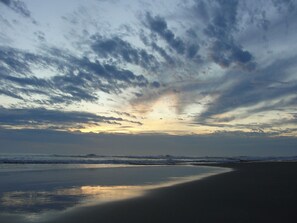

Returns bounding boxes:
[209,40,255,70]
[0,128,296,156]
[151,42,175,64]
[192,0,209,22]
[139,30,175,64]
[0,0,31,18]
[0,48,33,74]
[0,88,23,100]
[0,60,49,100]
[0,107,144,128]
[272,0,297,13]
[112,111,137,119]
[0,46,160,104]
[1,73,49,88]
[144,12,200,61]
[150,81,161,88]
[197,55,297,122]
[201,0,255,69]
[91,35,158,70]
[203,0,238,38]
[186,44,199,59]
[0,0,10,4]
[194,116,297,134]
[145,12,186,55]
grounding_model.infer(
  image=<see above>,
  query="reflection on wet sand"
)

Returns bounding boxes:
[1,185,145,213]
[0,166,230,223]
[0,185,146,223]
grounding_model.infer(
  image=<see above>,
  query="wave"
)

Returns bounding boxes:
[0,154,297,165]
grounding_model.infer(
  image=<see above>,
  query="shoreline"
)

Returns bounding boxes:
[0,165,227,223]
[44,161,297,223]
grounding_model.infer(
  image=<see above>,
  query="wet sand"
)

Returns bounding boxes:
[46,162,297,223]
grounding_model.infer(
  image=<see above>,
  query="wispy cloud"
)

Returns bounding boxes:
[197,55,297,122]
[144,12,199,59]
[0,0,297,140]
[0,0,31,18]
[91,35,158,70]
[0,107,142,129]
[0,46,160,104]
[145,12,186,55]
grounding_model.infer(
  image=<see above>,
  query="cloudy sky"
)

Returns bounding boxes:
[0,0,296,156]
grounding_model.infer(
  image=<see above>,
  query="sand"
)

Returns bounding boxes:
[45,162,297,223]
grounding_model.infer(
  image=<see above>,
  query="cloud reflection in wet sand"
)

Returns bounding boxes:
[0,185,144,213]
[0,166,230,222]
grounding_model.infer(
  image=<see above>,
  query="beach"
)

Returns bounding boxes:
[45,162,297,223]
[1,1,297,222]
[0,163,226,223]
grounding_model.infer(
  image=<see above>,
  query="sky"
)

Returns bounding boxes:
[0,0,296,156]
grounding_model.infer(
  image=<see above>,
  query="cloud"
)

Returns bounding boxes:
[140,12,200,64]
[0,107,142,128]
[197,0,255,69]
[209,40,255,70]
[131,0,296,127]
[194,117,297,135]
[0,0,297,140]
[196,55,297,122]
[0,46,160,104]
[201,0,238,40]
[0,128,296,156]
[186,44,199,59]
[91,35,158,70]
[145,12,186,54]
[139,30,175,64]
[0,88,23,100]
[272,0,297,13]
[151,42,175,64]
[0,0,31,18]
[112,111,137,119]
